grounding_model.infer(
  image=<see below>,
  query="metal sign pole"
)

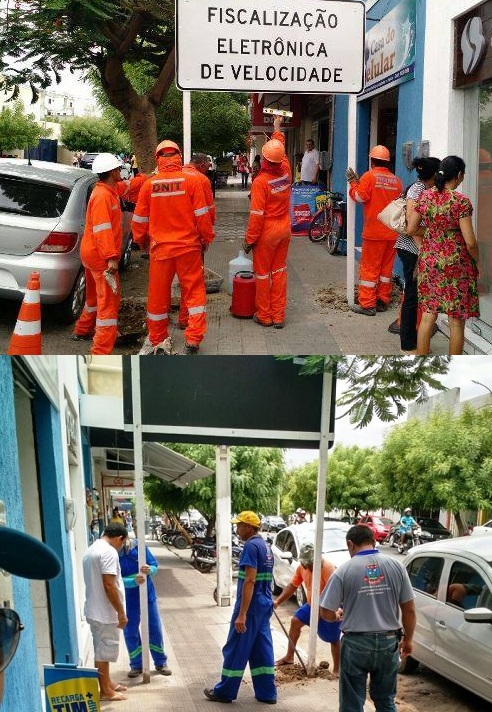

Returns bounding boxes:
[346,93,357,307]
[307,359,334,674]
[130,356,151,683]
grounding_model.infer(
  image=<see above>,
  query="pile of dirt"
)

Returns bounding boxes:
[275,662,336,686]
[118,297,147,339]
[314,282,403,313]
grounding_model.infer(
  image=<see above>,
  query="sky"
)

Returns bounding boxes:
[284,356,492,469]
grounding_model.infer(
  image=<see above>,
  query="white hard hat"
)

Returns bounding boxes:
[92,153,122,174]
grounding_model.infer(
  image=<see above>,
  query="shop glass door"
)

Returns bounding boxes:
[477,84,492,335]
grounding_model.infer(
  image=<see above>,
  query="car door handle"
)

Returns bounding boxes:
[435,620,447,629]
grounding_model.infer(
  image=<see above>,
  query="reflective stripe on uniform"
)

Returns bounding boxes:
[354,192,366,203]
[194,206,209,217]
[359,279,377,288]
[83,304,97,313]
[132,214,149,223]
[188,305,206,315]
[250,666,275,676]
[13,320,41,336]
[268,174,289,186]
[254,273,270,280]
[250,209,264,216]
[380,276,391,283]
[271,266,286,276]
[96,318,118,327]
[93,222,112,233]
[147,312,168,321]
[221,668,244,678]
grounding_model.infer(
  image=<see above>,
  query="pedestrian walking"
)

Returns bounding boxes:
[119,539,172,678]
[132,140,215,355]
[274,543,341,675]
[238,154,251,190]
[82,522,129,702]
[347,145,403,316]
[204,511,277,705]
[72,153,146,354]
[395,156,440,354]
[300,139,320,185]
[406,155,480,355]
[244,115,292,329]
[319,524,416,712]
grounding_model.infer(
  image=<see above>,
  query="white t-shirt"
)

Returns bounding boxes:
[301,148,320,182]
[83,538,125,624]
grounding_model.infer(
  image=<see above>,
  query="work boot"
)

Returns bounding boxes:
[138,336,154,355]
[272,322,285,329]
[387,319,400,334]
[204,688,232,703]
[351,304,376,316]
[376,299,388,312]
[154,337,174,355]
[184,343,199,355]
[71,332,93,341]
[253,314,273,327]
[155,665,172,676]
[127,669,142,678]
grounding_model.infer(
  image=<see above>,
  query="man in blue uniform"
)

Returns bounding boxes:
[204,511,277,704]
[398,508,417,547]
[119,539,172,677]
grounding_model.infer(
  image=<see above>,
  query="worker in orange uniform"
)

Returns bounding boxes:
[346,145,402,316]
[179,153,216,330]
[243,116,292,328]
[73,153,147,354]
[132,140,215,355]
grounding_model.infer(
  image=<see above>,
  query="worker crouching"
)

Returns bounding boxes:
[132,141,215,355]
[244,116,292,329]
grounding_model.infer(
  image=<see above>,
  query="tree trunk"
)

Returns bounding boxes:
[99,48,175,173]
[453,511,466,536]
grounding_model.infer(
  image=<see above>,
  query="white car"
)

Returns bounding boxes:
[403,536,492,704]
[469,520,492,536]
[271,521,351,606]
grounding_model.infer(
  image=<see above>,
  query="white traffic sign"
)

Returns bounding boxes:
[176,0,365,94]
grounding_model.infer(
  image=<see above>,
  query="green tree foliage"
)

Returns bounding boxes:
[0,102,48,152]
[379,405,492,534]
[281,461,318,515]
[95,64,250,158]
[325,445,382,517]
[278,356,451,428]
[0,0,177,171]
[143,445,285,530]
[60,116,128,153]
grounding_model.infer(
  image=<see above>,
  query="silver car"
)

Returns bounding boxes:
[403,536,492,703]
[0,159,134,323]
[0,159,96,322]
[271,521,351,606]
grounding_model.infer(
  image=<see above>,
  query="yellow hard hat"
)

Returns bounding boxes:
[231,511,261,527]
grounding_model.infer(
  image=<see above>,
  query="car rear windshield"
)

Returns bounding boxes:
[0,176,70,218]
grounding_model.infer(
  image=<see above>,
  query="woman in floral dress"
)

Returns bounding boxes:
[407,155,480,355]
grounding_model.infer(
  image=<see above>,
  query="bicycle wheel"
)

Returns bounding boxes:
[327,219,342,255]
[309,209,332,242]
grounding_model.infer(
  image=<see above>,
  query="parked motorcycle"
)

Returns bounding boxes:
[191,539,243,573]
[397,524,422,554]
[149,522,162,540]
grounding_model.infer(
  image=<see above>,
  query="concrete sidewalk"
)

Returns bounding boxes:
[184,179,450,356]
[92,540,374,711]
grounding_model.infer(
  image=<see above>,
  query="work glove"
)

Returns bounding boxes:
[243,239,252,254]
[346,167,359,183]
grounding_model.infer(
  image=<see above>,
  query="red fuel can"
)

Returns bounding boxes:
[231,271,256,318]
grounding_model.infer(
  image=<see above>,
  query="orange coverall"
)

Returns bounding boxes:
[179,163,216,329]
[244,131,292,325]
[349,167,402,308]
[74,176,146,354]
[132,155,215,347]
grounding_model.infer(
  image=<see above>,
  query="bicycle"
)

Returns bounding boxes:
[308,190,347,255]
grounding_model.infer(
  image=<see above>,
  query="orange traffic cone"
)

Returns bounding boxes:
[7,272,42,355]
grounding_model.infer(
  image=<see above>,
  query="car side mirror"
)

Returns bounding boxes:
[464,608,492,623]
[279,551,293,562]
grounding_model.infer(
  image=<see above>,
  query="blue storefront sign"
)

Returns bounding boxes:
[362,0,416,97]
[44,665,100,712]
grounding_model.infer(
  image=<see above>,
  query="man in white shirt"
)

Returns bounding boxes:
[300,139,320,184]
[83,523,129,701]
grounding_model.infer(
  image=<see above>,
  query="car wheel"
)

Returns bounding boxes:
[119,233,133,271]
[55,268,86,324]
[296,585,307,607]
[388,533,395,548]
[399,656,419,674]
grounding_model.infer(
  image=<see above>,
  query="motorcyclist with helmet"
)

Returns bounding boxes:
[295,508,307,524]
[398,508,417,548]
